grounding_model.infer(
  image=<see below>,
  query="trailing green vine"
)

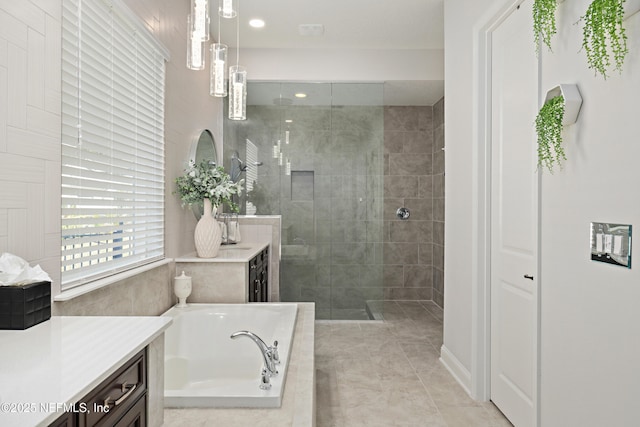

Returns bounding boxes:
[533,0,559,55]
[536,95,566,172]
[581,0,628,78]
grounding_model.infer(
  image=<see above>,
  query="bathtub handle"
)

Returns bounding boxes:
[271,340,280,364]
[260,368,272,390]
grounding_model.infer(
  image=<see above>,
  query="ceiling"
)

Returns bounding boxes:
[211,0,444,106]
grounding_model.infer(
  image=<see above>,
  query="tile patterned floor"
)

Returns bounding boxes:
[315,301,512,427]
[162,300,512,426]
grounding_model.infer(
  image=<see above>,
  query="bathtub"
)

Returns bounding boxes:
[162,303,298,408]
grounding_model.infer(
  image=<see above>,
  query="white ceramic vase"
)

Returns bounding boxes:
[194,198,222,258]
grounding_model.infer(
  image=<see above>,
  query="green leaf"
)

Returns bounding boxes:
[581,0,628,78]
[535,95,566,173]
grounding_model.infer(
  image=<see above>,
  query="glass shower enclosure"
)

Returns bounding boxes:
[223,82,384,320]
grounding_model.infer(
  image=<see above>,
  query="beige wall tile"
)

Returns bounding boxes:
[7,43,26,128]
[27,28,45,109]
[0,9,28,50]
[0,65,6,151]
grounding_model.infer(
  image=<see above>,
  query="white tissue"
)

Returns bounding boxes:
[0,253,52,286]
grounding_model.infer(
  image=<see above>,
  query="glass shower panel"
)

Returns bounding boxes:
[223,82,384,320]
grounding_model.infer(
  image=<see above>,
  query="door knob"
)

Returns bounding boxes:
[524,274,534,280]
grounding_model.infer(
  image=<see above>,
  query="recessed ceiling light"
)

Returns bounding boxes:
[249,19,265,28]
[294,93,307,98]
[285,119,293,123]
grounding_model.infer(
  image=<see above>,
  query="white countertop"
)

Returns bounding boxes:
[175,241,268,263]
[0,316,172,427]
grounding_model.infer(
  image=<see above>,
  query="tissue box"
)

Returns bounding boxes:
[0,281,51,330]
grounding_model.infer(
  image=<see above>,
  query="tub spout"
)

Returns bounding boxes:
[230,330,279,377]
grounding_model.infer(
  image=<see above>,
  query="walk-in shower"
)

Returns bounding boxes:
[224,82,385,320]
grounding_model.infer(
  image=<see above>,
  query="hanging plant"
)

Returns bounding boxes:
[581,0,629,78]
[533,0,559,55]
[535,95,566,172]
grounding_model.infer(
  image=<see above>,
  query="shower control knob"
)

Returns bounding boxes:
[396,207,410,220]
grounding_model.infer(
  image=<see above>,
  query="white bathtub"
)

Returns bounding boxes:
[162,303,298,408]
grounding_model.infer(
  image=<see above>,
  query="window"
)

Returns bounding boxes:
[61,0,169,289]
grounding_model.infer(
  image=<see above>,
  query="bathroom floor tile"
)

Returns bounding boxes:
[313,300,512,427]
[164,300,511,427]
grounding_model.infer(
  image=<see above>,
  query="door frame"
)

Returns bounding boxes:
[470,0,541,424]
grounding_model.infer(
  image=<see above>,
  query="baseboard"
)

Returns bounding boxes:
[440,345,473,396]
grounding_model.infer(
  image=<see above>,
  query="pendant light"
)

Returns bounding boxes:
[210,2,228,97]
[186,15,206,70]
[187,0,209,70]
[228,1,246,121]
[210,44,228,96]
[190,0,210,42]
[219,0,238,18]
[273,140,281,159]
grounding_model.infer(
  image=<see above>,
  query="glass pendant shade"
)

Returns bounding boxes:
[229,65,247,120]
[285,158,291,176]
[219,0,238,18]
[187,16,206,70]
[190,0,210,41]
[273,140,281,158]
[210,44,228,97]
[278,152,283,166]
[285,130,290,144]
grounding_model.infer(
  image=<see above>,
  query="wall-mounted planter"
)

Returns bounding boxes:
[544,84,582,126]
[536,84,582,172]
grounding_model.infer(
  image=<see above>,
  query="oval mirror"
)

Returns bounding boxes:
[189,130,218,220]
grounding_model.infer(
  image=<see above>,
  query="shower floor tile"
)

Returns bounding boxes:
[315,300,513,427]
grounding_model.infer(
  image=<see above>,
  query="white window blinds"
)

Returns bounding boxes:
[61,0,169,289]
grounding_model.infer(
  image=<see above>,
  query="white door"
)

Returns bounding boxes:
[490,2,539,426]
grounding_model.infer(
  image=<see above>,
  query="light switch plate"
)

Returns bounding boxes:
[590,222,632,268]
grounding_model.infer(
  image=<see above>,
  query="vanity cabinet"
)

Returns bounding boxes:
[248,247,269,302]
[50,412,75,427]
[175,242,271,303]
[0,316,169,427]
[48,349,147,427]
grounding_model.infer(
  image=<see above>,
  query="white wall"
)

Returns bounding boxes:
[0,0,220,300]
[443,0,501,387]
[539,1,640,425]
[444,0,640,424]
[240,47,444,82]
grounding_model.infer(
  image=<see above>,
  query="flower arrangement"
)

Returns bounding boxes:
[175,160,243,211]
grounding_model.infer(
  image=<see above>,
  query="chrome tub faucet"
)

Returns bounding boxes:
[230,330,279,390]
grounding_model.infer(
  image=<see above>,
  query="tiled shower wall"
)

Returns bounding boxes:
[383,99,445,308]
[225,102,385,319]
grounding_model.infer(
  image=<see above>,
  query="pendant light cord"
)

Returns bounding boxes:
[217,0,221,43]
[236,0,240,65]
